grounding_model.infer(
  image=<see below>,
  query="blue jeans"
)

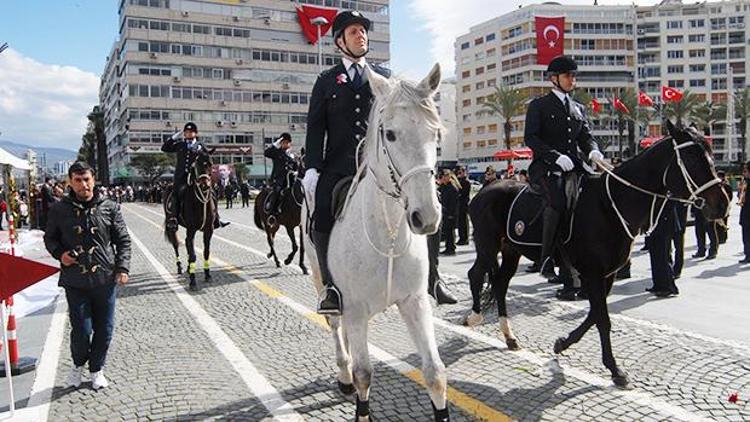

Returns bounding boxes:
[65,283,117,372]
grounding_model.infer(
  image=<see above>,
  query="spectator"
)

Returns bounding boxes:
[43,162,131,390]
[438,169,459,256]
[40,177,55,229]
[740,162,750,264]
[455,166,471,245]
[240,181,251,208]
[482,166,497,188]
[647,201,680,297]
[714,171,733,244]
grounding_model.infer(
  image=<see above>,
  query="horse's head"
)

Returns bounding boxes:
[192,148,214,188]
[665,120,729,220]
[365,63,443,235]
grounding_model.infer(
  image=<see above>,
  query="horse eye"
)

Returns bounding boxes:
[385,130,397,142]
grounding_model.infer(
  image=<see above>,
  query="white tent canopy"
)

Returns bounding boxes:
[0,147,31,170]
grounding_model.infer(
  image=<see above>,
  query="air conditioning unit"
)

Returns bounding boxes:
[230,121,238,128]
[166,121,172,127]
[289,124,297,130]
[282,83,290,89]
[181,11,189,17]
[149,52,158,59]
[220,100,227,106]
[236,59,244,65]
[233,79,241,86]
[263,17,271,25]
[173,76,181,83]
[233,16,240,22]
[216,120,225,127]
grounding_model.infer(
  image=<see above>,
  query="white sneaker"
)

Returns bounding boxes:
[90,370,109,390]
[66,366,85,388]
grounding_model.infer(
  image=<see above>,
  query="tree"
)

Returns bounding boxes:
[77,131,96,168]
[129,153,176,184]
[481,86,527,167]
[88,106,109,186]
[233,162,249,182]
[662,89,701,128]
[691,101,726,136]
[735,88,750,165]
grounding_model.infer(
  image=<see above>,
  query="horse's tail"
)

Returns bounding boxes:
[163,218,180,246]
[253,194,264,230]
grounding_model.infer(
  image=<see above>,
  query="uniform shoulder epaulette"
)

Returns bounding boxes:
[319,66,339,78]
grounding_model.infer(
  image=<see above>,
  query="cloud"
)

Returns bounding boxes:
[0,48,99,151]
[408,0,660,77]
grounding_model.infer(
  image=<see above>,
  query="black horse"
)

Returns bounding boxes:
[253,171,307,274]
[163,150,216,291]
[466,121,728,387]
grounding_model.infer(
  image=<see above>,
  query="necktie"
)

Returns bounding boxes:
[351,64,363,89]
[564,96,570,115]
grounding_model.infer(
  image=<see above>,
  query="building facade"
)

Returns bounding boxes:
[435,77,458,168]
[101,0,390,183]
[453,0,750,172]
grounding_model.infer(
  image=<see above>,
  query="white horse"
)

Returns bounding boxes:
[303,64,449,421]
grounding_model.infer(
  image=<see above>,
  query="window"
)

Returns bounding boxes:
[486,48,496,57]
[485,33,496,42]
[690,79,706,87]
[712,78,727,90]
[689,19,705,28]
[667,35,683,44]
[475,82,485,90]
[487,63,496,71]
[689,49,706,58]
[461,42,470,50]
[667,50,683,59]
[462,85,471,93]
[462,99,471,107]
[487,78,496,87]
[667,20,683,29]
[667,65,684,73]
[474,37,483,46]
[689,64,706,72]
[581,39,595,50]
[475,67,484,75]
[463,127,471,134]
[688,34,705,43]
[461,70,470,79]
[668,80,685,88]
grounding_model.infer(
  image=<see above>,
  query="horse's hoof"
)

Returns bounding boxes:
[301,266,309,275]
[553,337,566,354]
[284,257,293,265]
[267,252,274,259]
[463,311,483,327]
[505,337,521,351]
[612,371,630,389]
[204,275,212,283]
[189,283,199,292]
[337,380,355,396]
[177,268,183,275]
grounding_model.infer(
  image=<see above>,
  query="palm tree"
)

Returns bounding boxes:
[735,88,750,165]
[691,101,726,136]
[662,89,701,128]
[88,106,109,185]
[482,86,527,167]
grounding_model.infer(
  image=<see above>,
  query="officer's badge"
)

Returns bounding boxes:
[514,220,525,236]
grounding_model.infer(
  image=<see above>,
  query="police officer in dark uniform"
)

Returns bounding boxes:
[161,122,229,229]
[264,132,298,218]
[302,10,391,315]
[524,55,603,280]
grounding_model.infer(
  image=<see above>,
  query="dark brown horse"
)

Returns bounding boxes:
[253,174,307,274]
[466,121,729,387]
[163,150,216,291]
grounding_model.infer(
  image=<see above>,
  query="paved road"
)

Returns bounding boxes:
[6,202,750,421]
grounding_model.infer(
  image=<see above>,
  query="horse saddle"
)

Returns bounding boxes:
[507,175,584,247]
[332,176,354,220]
[165,184,187,228]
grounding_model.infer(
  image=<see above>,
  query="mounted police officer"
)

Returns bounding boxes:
[302,10,391,315]
[264,132,298,219]
[162,122,229,229]
[524,55,603,280]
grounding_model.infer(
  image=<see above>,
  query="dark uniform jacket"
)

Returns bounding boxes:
[44,193,131,289]
[525,92,599,180]
[439,183,459,220]
[264,146,298,187]
[305,61,391,176]
[741,178,750,226]
[458,178,471,210]
[161,137,207,184]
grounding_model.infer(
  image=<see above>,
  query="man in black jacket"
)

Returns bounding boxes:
[524,55,603,280]
[43,162,131,390]
[302,10,391,315]
[264,132,298,218]
[438,170,459,255]
[740,162,750,264]
[162,122,229,229]
[456,166,471,245]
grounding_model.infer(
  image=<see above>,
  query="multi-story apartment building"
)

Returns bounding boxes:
[101,0,390,183]
[454,0,750,173]
[636,0,750,162]
[435,78,458,167]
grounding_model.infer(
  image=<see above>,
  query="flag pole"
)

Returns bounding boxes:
[2,300,15,417]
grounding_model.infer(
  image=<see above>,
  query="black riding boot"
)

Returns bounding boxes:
[427,230,457,305]
[314,231,342,315]
[539,208,560,280]
[212,198,230,229]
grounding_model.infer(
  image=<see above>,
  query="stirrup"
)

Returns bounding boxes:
[317,285,342,315]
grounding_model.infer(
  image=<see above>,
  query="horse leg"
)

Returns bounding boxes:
[465,258,486,327]
[166,227,182,274]
[328,315,354,395]
[553,273,598,354]
[495,245,521,350]
[343,308,374,422]
[283,224,297,266]
[594,276,628,388]
[203,229,212,283]
[266,226,281,267]
[185,229,198,291]
[298,225,308,275]
[397,294,449,421]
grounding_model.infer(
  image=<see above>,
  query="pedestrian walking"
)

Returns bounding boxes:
[43,162,131,390]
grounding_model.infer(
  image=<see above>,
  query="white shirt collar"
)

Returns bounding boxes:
[551,89,570,107]
[342,57,367,70]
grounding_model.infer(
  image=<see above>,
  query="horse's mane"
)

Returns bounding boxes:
[614,126,711,173]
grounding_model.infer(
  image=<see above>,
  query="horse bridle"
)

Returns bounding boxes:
[601,137,721,240]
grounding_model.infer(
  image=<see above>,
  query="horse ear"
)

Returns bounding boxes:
[366,66,391,98]
[665,119,676,137]
[416,63,441,97]
[207,147,216,155]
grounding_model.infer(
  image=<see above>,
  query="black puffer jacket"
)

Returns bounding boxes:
[44,192,131,289]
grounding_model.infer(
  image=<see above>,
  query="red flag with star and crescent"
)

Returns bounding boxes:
[613,97,630,114]
[662,86,684,103]
[535,16,565,65]
[592,98,601,113]
[638,91,655,107]
[296,5,338,45]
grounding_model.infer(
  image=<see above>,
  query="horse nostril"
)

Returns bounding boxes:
[411,211,424,230]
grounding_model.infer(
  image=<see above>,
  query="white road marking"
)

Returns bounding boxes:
[128,227,304,421]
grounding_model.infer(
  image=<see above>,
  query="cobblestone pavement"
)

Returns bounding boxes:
[43,202,750,421]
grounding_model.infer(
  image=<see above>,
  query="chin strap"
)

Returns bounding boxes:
[339,33,369,59]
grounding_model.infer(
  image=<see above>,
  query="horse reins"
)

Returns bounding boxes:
[187,161,212,230]
[595,137,721,240]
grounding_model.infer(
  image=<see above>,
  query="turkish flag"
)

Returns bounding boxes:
[592,98,601,113]
[536,16,565,65]
[0,253,59,299]
[662,86,684,102]
[613,97,630,114]
[638,91,655,107]
[296,5,338,45]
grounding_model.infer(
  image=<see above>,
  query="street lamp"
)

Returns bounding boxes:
[311,17,329,73]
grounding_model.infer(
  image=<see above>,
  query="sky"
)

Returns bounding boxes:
[0,0,659,152]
